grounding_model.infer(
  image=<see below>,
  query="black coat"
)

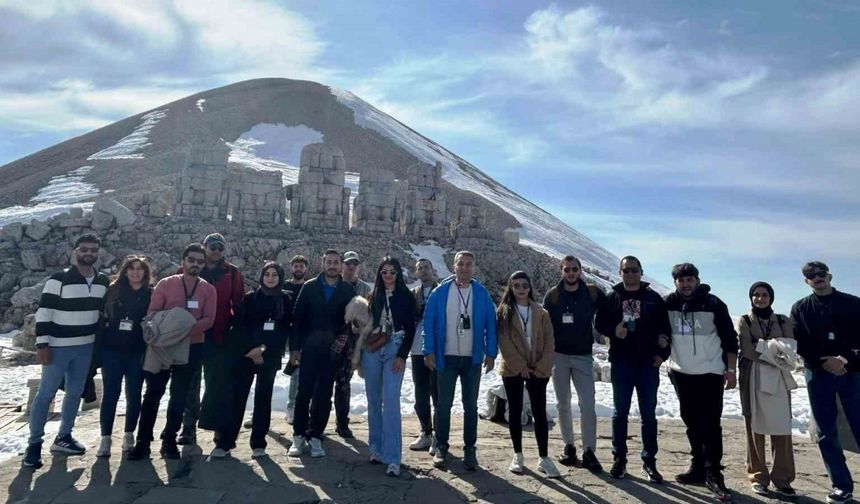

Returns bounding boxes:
[291,274,356,351]
[102,285,152,353]
[791,289,860,372]
[370,289,418,360]
[595,282,671,363]
[242,289,293,356]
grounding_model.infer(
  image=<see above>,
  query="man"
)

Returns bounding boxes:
[408,258,439,452]
[178,233,244,447]
[288,250,356,458]
[424,251,497,471]
[664,263,737,502]
[595,256,671,482]
[543,255,605,472]
[791,261,860,504]
[23,234,110,469]
[129,243,216,460]
[333,250,371,438]
[284,254,308,424]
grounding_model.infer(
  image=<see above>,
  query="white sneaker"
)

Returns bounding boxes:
[386,463,401,477]
[509,452,524,474]
[252,448,267,458]
[309,438,325,458]
[538,457,562,478]
[409,433,433,451]
[243,415,253,429]
[96,436,111,458]
[286,407,295,425]
[428,440,436,456]
[208,448,230,460]
[121,433,135,452]
[288,436,307,457]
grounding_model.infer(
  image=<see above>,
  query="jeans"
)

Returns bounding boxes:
[611,358,659,461]
[411,354,437,435]
[669,370,724,470]
[137,343,203,443]
[220,350,281,450]
[435,355,482,451]
[29,344,94,445]
[362,333,406,465]
[503,375,550,457]
[100,347,144,436]
[293,345,336,439]
[805,369,860,492]
[552,353,597,450]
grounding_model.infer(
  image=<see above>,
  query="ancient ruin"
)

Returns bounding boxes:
[401,162,450,240]
[286,143,351,231]
[351,167,405,235]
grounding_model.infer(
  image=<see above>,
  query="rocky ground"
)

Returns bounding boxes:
[2,410,855,504]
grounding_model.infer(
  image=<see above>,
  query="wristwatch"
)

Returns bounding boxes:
[260,344,267,352]
[725,369,736,375]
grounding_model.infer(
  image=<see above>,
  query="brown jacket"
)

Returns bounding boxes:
[737,311,793,417]
[497,300,554,378]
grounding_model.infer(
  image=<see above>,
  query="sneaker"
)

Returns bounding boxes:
[641,462,664,484]
[51,434,86,455]
[558,444,580,467]
[286,407,295,425]
[208,447,230,460]
[751,483,770,496]
[386,464,401,477]
[610,457,627,479]
[538,457,562,478]
[773,486,798,500]
[705,470,733,502]
[160,438,180,459]
[335,425,354,439]
[675,465,707,485]
[121,433,135,452]
[243,415,253,429]
[309,437,325,458]
[463,447,478,471]
[581,449,603,473]
[127,442,150,460]
[251,448,267,458]
[176,431,195,445]
[509,452,525,474]
[96,436,112,457]
[22,443,43,469]
[409,433,433,451]
[288,436,307,457]
[429,439,437,456]
[432,445,448,468]
[827,488,853,504]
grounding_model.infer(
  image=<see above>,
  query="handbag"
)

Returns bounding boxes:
[364,327,390,352]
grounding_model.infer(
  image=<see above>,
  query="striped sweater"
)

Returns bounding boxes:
[35,266,110,347]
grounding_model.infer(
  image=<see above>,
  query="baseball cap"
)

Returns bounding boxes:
[343,251,361,264]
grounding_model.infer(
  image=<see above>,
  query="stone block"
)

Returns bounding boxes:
[11,282,44,307]
[0,272,18,292]
[57,217,91,228]
[91,209,115,230]
[21,249,44,270]
[1,222,23,243]
[69,207,84,218]
[504,228,520,245]
[93,197,137,227]
[25,220,51,241]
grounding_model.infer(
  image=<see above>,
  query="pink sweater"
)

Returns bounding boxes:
[148,274,217,344]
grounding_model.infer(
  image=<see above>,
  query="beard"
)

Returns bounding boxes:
[77,255,97,266]
[292,272,305,281]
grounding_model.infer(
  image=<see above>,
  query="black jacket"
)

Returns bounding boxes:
[791,288,860,372]
[291,274,356,351]
[542,279,605,356]
[596,282,671,363]
[242,289,293,356]
[370,289,417,360]
[102,285,152,353]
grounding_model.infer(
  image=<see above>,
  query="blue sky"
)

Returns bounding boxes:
[1,0,859,315]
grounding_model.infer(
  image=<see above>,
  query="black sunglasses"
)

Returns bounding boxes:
[622,268,641,274]
[208,244,225,251]
[804,271,828,280]
[562,267,580,273]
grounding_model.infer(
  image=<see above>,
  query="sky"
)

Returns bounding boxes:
[1,0,859,316]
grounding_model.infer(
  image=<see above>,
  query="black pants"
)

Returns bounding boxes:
[219,350,281,450]
[294,346,337,439]
[137,343,203,443]
[669,370,725,470]
[334,367,353,429]
[411,354,437,435]
[502,375,550,457]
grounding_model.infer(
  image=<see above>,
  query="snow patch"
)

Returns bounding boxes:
[227,123,324,186]
[87,109,167,160]
[409,241,452,276]
[196,99,206,112]
[0,165,98,227]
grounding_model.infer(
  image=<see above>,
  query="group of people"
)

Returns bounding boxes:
[20,232,860,504]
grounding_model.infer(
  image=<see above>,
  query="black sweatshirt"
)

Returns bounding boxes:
[102,285,152,353]
[596,282,671,363]
[542,279,605,356]
[791,288,860,372]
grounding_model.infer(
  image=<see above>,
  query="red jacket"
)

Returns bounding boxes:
[178,261,245,344]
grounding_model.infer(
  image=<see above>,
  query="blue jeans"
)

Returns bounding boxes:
[611,359,659,461]
[806,369,860,492]
[435,355,482,451]
[100,347,144,436]
[29,344,94,445]
[362,333,406,465]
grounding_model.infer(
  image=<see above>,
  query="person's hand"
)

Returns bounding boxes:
[245,346,264,365]
[821,356,847,375]
[392,357,405,374]
[424,353,436,371]
[520,368,531,379]
[483,356,495,374]
[290,350,302,366]
[36,347,51,365]
[657,334,669,348]
[724,371,737,390]
[652,356,664,368]
[615,321,628,339]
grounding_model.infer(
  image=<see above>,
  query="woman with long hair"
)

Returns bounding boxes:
[362,256,417,477]
[214,261,293,459]
[496,271,560,477]
[97,256,153,457]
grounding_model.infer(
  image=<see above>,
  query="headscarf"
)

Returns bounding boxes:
[259,262,286,319]
[749,281,774,319]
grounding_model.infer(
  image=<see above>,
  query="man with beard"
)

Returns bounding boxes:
[23,234,110,469]
[128,244,216,460]
[408,258,439,453]
[284,255,308,424]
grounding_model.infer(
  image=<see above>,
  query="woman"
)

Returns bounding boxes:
[362,256,416,477]
[737,281,797,499]
[496,271,560,478]
[97,256,153,457]
[213,262,293,459]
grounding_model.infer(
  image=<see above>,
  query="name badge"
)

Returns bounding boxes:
[119,319,133,331]
[263,321,275,331]
[187,299,199,309]
[562,313,574,324]
[828,332,836,340]
[458,325,466,338]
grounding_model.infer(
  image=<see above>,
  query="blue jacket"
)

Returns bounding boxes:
[422,277,498,370]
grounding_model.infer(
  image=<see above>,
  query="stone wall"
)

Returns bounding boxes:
[351,167,405,235]
[286,143,351,230]
[402,162,449,240]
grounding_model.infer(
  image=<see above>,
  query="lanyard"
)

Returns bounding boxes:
[756,316,773,339]
[182,277,200,300]
[516,304,530,332]
[384,291,393,325]
[456,284,471,315]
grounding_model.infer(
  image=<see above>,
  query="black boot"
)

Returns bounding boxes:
[705,469,732,502]
[675,462,706,485]
[127,442,151,460]
[160,438,180,459]
[609,457,627,479]
[581,449,603,473]
[641,460,664,484]
[557,444,580,467]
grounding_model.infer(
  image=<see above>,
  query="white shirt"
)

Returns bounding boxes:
[515,303,533,351]
[444,283,473,357]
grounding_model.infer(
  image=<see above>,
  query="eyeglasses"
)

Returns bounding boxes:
[804,271,828,280]
[380,269,397,276]
[208,244,224,252]
[78,246,99,254]
[186,257,205,265]
[562,267,580,273]
[511,282,530,290]
[622,268,641,274]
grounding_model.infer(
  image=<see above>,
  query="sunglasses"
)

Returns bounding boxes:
[511,282,530,290]
[380,269,397,276]
[622,268,641,274]
[562,267,580,273]
[78,246,99,254]
[804,271,828,280]
[186,257,205,265]
[208,244,225,251]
